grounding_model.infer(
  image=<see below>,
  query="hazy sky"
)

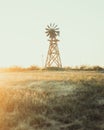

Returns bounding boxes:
[0,0,104,67]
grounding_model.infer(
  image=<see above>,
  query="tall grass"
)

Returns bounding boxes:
[0,71,104,130]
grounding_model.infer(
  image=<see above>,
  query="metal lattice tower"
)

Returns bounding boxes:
[45,23,62,68]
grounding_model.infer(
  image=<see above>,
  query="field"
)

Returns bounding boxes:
[0,70,104,130]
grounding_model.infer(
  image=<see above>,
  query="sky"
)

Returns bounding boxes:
[0,0,104,67]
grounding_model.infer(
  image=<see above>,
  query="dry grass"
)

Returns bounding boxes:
[0,70,104,130]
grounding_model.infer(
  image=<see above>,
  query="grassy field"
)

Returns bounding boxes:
[0,70,104,130]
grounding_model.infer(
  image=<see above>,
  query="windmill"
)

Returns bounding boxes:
[45,23,62,68]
